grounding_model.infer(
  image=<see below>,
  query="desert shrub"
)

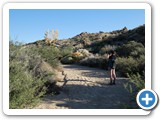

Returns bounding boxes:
[99,45,116,55]
[71,51,84,63]
[116,41,144,58]
[9,43,47,108]
[123,73,145,108]
[83,38,91,45]
[60,46,73,57]
[9,41,67,109]
[35,45,74,65]
[136,55,145,75]
[60,47,74,64]
[72,51,83,57]
[116,57,137,76]
[80,57,97,67]
[10,62,46,108]
[9,41,23,61]
[116,56,145,77]
[36,46,61,68]
[124,73,145,97]
[79,55,107,69]
[77,49,91,57]
[127,73,145,91]
[61,56,74,64]
[115,41,145,77]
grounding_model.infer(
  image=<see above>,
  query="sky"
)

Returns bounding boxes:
[9,9,145,43]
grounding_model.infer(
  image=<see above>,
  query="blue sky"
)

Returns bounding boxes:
[9,9,145,43]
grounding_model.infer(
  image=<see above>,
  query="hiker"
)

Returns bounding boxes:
[107,50,117,85]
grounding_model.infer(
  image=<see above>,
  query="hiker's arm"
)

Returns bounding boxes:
[107,54,110,59]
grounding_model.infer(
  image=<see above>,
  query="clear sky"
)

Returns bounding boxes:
[9,9,145,43]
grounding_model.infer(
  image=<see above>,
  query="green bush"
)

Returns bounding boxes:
[79,56,107,69]
[60,46,73,57]
[116,41,145,58]
[36,46,61,68]
[9,41,68,109]
[123,73,145,108]
[127,73,145,91]
[61,56,74,64]
[10,62,46,108]
[114,41,145,77]
[9,43,47,108]
[116,56,145,77]
[99,45,116,55]
[35,46,74,66]
[124,73,145,97]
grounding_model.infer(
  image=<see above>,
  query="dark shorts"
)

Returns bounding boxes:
[108,60,116,70]
[108,64,116,70]
[108,67,115,70]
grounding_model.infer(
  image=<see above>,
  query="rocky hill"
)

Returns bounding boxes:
[56,24,144,53]
[27,24,144,53]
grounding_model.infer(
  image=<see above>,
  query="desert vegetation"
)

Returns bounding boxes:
[9,25,145,109]
[10,41,47,108]
[9,39,73,108]
[58,25,145,105]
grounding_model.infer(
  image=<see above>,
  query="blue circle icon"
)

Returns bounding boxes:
[137,89,158,110]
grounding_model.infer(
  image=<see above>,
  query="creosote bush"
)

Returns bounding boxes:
[116,41,145,58]
[9,41,72,109]
[9,42,47,108]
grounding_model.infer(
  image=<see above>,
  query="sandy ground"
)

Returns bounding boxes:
[35,64,137,109]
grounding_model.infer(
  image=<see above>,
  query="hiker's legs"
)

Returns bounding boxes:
[111,69,116,84]
[108,68,113,84]
[112,69,116,79]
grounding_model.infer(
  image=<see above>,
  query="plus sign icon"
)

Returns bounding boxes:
[137,89,158,110]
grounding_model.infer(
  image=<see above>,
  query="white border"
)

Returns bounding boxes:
[3,3,151,115]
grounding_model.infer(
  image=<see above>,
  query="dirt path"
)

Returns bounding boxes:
[35,64,137,109]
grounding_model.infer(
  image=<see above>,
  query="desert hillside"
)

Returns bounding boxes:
[9,24,145,109]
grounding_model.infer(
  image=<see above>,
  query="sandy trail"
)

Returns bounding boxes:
[35,64,137,109]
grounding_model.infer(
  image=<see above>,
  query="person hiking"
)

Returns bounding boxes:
[107,50,117,85]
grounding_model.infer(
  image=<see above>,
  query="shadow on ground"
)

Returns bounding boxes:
[42,79,139,109]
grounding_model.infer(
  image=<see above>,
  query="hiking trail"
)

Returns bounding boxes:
[35,64,136,109]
